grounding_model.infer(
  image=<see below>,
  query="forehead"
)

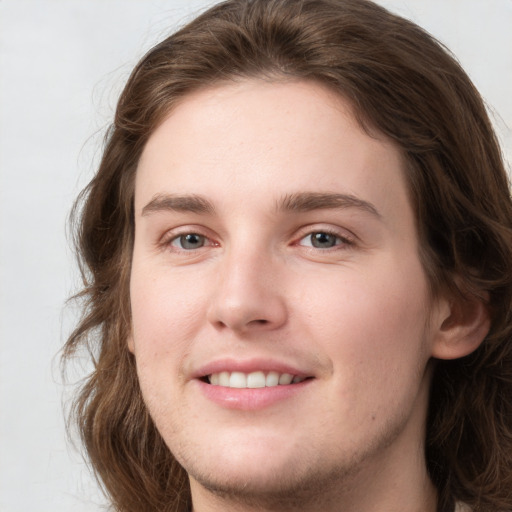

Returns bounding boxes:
[135,79,410,226]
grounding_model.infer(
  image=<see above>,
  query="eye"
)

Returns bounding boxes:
[299,231,349,249]
[170,233,207,250]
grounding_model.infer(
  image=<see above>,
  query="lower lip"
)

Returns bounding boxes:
[196,379,312,410]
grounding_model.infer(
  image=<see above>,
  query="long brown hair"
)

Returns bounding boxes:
[64,1,512,511]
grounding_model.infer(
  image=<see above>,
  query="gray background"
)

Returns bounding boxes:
[1,1,511,511]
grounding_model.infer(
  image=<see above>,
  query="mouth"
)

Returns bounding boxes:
[201,371,312,389]
[196,363,315,409]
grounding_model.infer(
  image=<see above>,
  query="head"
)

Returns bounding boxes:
[65,1,512,511]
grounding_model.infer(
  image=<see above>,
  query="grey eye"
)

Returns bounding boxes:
[311,232,337,248]
[303,232,339,248]
[173,233,206,250]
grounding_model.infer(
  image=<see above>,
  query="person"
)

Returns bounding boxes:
[63,0,512,511]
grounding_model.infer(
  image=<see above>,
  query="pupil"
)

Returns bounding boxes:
[181,234,203,249]
[312,232,336,248]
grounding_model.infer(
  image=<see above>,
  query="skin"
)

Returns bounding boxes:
[129,79,487,512]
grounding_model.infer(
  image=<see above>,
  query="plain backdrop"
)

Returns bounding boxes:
[0,1,511,511]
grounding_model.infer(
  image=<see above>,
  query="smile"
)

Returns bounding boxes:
[207,371,307,388]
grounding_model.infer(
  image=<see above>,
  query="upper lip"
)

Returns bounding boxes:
[192,358,313,379]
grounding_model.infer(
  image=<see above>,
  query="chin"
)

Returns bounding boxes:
[176,429,356,506]
[181,432,302,485]
[188,457,326,507]
[184,443,366,511]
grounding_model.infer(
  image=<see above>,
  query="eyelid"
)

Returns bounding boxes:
[157,223,357,253]
[170,233,206,250]
[159,225,219,251]
[293,225,357,247]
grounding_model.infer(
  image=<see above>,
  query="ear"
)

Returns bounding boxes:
[431,294,491,360]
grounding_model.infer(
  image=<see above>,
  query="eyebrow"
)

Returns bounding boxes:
[277,192,381,218]
[141,194,215,216]
[141,191,381,218]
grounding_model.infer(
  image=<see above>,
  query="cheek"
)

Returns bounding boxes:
[129,269,206,428]
[315,273,431,431]
[129,266,209,365]
[297,258,432,382]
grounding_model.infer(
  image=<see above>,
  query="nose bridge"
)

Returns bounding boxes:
[207,234,287,332]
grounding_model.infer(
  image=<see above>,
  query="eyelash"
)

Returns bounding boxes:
[296,229,354,250]
[161,231,216,252]
[160,227,355,253]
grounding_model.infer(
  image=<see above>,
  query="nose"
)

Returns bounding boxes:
[206,249,288,334]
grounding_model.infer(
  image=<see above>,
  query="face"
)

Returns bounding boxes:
[130,80,442,506]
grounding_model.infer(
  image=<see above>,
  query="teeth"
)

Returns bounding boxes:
[229,371,247,388]
[219,371,230,387]
[278,373,293,385]
[265,371,279,387]
[247,371,266,388]
[207,371,307,388]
